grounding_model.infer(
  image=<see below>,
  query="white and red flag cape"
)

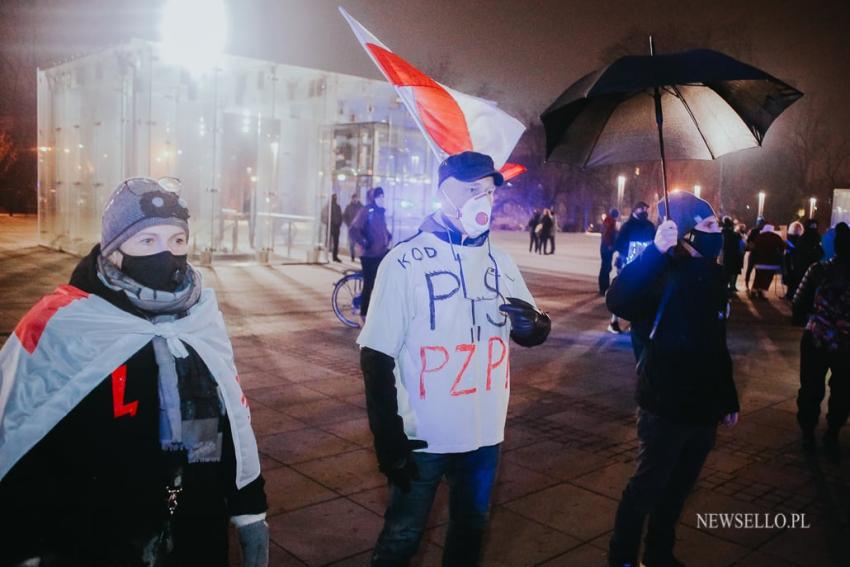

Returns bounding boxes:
[340,7,527,180]
[0,285,260,488]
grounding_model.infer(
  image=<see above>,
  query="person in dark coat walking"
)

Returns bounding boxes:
[784,221,805,299]
[796,218,825,276]
[792,222,850,462]
[599,208,620,294]
[750,225,785,299]
[744,217,766,290]
[538,209,555,254]
[0,178,268,567]
[343,192,364,261]
[349,187,392,318]
[527,209,542,253]
[721,216,744,293]
[328,194,343,262]
[606,191,739,567]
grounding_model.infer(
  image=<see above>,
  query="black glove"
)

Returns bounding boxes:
[499,297,551,347]
[499,297,541,335]
[379,438,429,493]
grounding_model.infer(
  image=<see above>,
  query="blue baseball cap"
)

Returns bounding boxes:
[438,151,504,187]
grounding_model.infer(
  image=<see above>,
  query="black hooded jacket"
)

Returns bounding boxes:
[614,215,656,257]
[0,246,266,566]
[606,244,740,426]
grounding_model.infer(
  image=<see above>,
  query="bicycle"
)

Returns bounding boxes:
[332,269,364,328]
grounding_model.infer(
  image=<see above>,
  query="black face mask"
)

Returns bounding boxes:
[121,250,188,292]
[636,211,649,221]
[686,230,723,259]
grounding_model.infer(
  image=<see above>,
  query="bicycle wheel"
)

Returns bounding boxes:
[332,271,364,328]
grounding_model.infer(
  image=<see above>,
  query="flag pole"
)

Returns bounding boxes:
[650,35,671,220]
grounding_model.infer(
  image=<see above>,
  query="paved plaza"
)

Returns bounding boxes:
[1,216,849,566]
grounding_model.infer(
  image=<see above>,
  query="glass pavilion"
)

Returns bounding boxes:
[37,39,437,262]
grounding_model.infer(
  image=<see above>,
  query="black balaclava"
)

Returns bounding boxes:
[686,230,723,259]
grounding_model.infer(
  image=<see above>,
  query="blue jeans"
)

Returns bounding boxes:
[371,444,500,567]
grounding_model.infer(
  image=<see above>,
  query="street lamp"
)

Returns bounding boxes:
[617,175,626,211]
[160,0,227,73]
[757,191,766,219]
[693,184,701,199]
[809,197,817,218]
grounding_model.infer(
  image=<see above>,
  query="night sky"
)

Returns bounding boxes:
[2,0,850,213]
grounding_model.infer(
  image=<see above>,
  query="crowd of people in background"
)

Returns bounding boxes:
[597,196,850,473]
[527,208,557,254]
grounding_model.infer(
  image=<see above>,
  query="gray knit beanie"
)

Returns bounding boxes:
[101,177,190,257]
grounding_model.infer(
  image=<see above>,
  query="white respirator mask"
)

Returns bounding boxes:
[444,190,493,238]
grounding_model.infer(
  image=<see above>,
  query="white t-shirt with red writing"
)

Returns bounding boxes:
[357,228,537,454]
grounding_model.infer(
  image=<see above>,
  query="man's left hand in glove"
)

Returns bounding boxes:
[499,297,551,347]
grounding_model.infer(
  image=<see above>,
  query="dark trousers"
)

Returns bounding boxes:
[599,245,614,293]
[609,410,715,567]
[372,445,500,567]
[330,227,341,260]
[745,252,755,288]
[529,231,538,252]
[360,254,385,317]
[797,331,850,434]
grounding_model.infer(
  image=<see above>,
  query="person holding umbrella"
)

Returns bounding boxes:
[606,191,739,567]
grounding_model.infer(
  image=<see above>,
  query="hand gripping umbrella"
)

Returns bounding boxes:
[540,36,802,216]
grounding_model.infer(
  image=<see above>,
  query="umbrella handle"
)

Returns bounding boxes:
[649,35,670,219]
[654,86,671,219]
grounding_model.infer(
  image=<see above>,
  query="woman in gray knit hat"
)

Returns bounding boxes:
[0,177,269,566]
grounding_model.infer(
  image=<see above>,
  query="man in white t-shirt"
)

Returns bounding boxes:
[358,151,551,566]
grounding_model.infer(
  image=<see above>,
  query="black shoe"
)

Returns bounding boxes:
[823,430,841,463]
[333,257,342,263]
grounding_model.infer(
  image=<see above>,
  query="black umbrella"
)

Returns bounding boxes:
[541,37,802,214]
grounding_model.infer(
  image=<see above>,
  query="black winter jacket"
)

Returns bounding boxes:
[0,247,266,567]
[606,244,740,426]
[614,216,656,257]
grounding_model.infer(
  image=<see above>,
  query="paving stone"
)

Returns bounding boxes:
[538,543,609,566]
[263,465,338,515]
[504,483,619,541]
[280,398,367,426]
[503,440,611,481]
[481,508,583,566]
[268,498,383,565]
[758,522,848,566]
[291,448,386,495]
[669,524,750,566]
[257,427,358,464]
[249,406,308,436]
[491,457,560,504]
[570,461,635,500]
[320,417,374,447]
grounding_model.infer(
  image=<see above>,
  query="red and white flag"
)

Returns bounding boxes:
[340,8,526,180]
